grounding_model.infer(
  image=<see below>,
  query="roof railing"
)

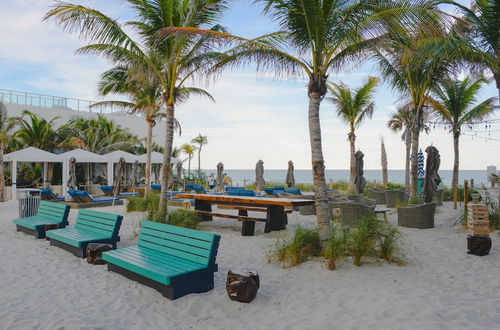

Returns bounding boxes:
[0,88,116,114]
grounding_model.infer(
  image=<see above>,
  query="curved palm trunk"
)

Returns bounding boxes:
[347,129,356,194]
[144,119,153,197]
[452,130,460,209]
[197,146,202,179]
[409,126,420,201]
[159,98,175,219]
[0,146,4,202]
[308,92,331,240]
[404,129,412,188]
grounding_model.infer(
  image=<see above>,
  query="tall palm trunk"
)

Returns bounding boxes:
[404,129,411,189]
[409,125,420,201]
[144,119,153,197]
[452,129,460,209]
[308,91,331,240]
[188,157,191,177]
[197,146,202,179]
[381,139,388,186]
[494,71,500,102]
[159,96,175,219]
[347,129,356,194]
[0,146,4,202]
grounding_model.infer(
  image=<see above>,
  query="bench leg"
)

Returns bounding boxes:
[265,206,287,233]
[195,200,212,221]
[238,209,255,236]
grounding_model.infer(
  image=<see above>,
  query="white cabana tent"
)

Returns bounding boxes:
[104,150,142,188]
[137,152,180,186]
[59,149,108,197]
[3,147,63,200]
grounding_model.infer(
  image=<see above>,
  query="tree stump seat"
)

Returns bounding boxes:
[86,243,113,264]
[226,268,260,303]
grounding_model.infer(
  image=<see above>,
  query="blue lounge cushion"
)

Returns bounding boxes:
[150,184,161,190]
[286,187,302,195]
[100,185,113,192]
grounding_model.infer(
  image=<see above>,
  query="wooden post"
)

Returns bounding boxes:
[453,182,458,210]
[463,180,468,213]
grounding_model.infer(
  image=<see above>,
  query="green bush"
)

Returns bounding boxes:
[126,193,164,223]
[274,226,321,267]
[126,197,148,212]
[323,225,349,270]
[489,204,499,231]
[167,209,201,229]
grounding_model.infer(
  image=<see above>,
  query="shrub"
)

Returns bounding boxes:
[323,225,349,270]
[167,209,200,229]
[489,204,499,231]
[274,226,321,267]
[378,225,403,263]
[348,216,383,266]
[127,193,164,223]
[126,197,147,212]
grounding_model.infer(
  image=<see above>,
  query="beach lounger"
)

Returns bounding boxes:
[227,189,256,197]
[100,185,140,198]
[12,201,70,239]
[64,190,124,208]
[46,209,123,258]
[150,184,161,191]
[102,220,220,300]
[286,187,302,195]
[40,188,65,201]
[185,183,207,194]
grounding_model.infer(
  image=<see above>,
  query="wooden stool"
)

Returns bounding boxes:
[182,200,191,210]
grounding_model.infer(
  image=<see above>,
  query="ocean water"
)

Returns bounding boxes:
[205,169,492,188]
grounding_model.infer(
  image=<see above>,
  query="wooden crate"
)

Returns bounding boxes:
[468,204,489,237]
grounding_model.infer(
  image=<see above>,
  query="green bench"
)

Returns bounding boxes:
[46,209,123,258]
[102,220,221,300]
[13,201,70,239]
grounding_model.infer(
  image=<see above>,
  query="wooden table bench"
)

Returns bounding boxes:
[175,193,314,236]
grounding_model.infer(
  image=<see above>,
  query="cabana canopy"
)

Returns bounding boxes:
[59,149,107,162]
[4,147,61,162]
[138,151,180,164]
[104,150,141,163]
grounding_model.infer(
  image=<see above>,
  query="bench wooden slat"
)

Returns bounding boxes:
[195,210,266,222]
[139,231,212,259]
[140,227,213,250]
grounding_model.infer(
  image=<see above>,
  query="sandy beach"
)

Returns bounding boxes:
[1,200,499,330]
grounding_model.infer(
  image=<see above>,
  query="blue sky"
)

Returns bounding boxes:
[0,0,498,170]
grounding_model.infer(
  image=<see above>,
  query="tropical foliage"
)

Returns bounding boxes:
[192,134,208,180]
[0,101,18,202]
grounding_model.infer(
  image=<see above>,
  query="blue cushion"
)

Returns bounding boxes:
[286,188,302,195]
[119,192,139,197]
[238,190,256,197]
[264,187,274,194]
[273,186,285,191]
[225,187,244,192]
[100,185,113,192]
[150,184,161,190]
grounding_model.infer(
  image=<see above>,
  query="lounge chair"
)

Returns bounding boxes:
[65,189,124,208]
[150,184,161,191]
[385,189,409,208]
[346,195,376,206]
[185,183,207,194]
[13,201,70,238]
[102,220,220,300]
[328,199,376,226]
[46,209,123,258]
[227,189,256,197]
[100,185,140,198]
[225,187,245,193]
[40,188,65,201]
[397,202,436,229]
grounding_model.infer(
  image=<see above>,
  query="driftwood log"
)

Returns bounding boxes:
[226,268,260,303]
[86,243,113,264]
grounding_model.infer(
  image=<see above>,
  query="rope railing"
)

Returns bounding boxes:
[0,88,116,114]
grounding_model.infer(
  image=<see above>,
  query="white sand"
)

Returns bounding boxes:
[1,200,499,330]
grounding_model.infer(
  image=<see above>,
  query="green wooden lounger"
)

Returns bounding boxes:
[12,201,70,239]
[46,209,123,258]
[102,220,221,300]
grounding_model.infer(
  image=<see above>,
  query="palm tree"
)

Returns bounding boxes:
[15,111,60,151]
[387,106,414,188]
[328,77,379,194]
[168,0,441,237]
[380,137,388,186]
[374,26,453,200]
[60,115,140,154]
[181,144,197,178]
[192,134,208,179]
[427,76,498,207]
[439,1,500,101]
[45,0,226,218]
[0,102,19,202]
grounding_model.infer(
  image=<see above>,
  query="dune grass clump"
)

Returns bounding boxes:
[378,225,403,263]
[348,216,383,266]
[274,226,321,267]
[323,225,349,270]
[126,196,147,212]
[167,209,201,229]
[489,204,499,231]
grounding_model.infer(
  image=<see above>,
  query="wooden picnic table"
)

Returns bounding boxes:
[175,193,315,236]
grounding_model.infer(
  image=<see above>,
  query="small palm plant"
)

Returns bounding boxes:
[427,76,498,208]
[328,77,379,194]
[192,134,208,180]
[181,144,197,178]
